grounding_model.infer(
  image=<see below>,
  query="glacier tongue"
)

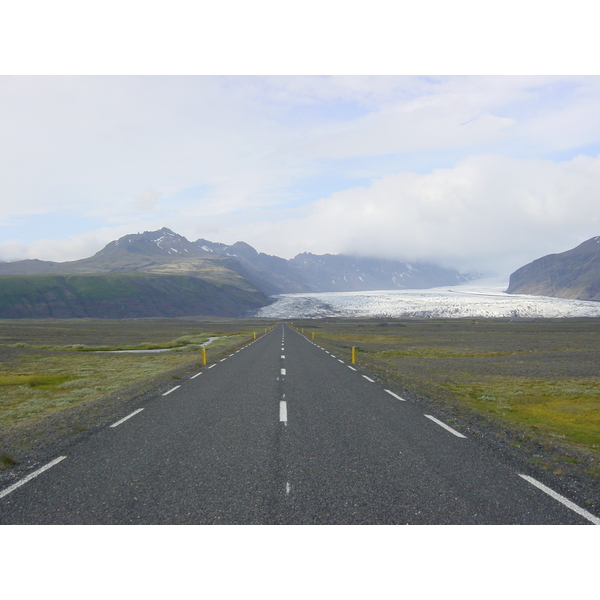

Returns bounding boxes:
[255,284,600,319]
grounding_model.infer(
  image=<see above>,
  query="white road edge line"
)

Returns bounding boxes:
[424,414,466,438]
[347,366,357,371]
[281,368,286,376]
[280,401,287,423]
[162,385,181,396]
[190,372,203,379]
[362,375,375,382]
[209,364,216,369]
[518,474,600,525]
[110,408,145,428]
[0,456,67,499]
[385,389,406,401]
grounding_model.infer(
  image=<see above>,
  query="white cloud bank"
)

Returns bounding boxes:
[2,76,600,277]
[215,154,600,276]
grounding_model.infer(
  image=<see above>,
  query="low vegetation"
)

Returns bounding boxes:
[294,318,600,479]
[0,318,274,464]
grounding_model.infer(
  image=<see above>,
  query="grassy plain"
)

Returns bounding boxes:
[293,318,600,480]
[0,317,274,466]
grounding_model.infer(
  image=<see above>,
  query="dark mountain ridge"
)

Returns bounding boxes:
[194,237,472,294]
[506,236,600,301]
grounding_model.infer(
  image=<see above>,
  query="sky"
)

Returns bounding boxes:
[2,7,600,281]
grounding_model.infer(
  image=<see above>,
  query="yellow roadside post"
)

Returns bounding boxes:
[254,332,257,340]
[351,347,356,364]
[312,332,315,340]
[202,347,207,365]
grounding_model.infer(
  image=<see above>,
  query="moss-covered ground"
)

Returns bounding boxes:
[0,317,275,465]
[292,317,600,481]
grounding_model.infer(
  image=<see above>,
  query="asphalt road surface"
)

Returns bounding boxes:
[1,324,598,524]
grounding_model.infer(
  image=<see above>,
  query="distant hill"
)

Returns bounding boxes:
[0,273,267,318]
[0,227,475,318]
[506,236,600,301]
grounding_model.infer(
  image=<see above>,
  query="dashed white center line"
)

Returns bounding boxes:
[286,482,291,495]
[209,364,216,369]
[362,375,375,382]
[385,389,406,401]
[110,408,145,427]
[162,385,181,396]
[518,474,600,524]
[220,358,227,362]
[0,456,67,499]
[190,372,202,379]
[424,414,466,438]
[281,368,286,376]
[338,359,344,363]
[347,366,357,371]
[280,401,288,423]
[281,355,285,359]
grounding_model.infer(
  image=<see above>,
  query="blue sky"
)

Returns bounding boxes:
[1,6,600,279]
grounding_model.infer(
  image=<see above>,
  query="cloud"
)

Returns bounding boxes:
[216,154,600,276]
[134,188,161,212]
[2,76,600,276]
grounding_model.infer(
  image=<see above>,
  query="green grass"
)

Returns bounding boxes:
[445,377,600,448]
[0,319,275,431]
[0,373,75,388]
[294,318,600,466]
[1,454,18,467]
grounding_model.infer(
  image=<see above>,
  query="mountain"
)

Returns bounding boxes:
[287,253,470,292]
[0,227,475,318]
[194,240,472,294]
[506,236,600,301]
[0,228,269,318]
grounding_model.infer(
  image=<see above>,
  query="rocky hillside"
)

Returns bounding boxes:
[506,236,600,301]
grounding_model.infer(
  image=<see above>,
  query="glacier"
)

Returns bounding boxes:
[253,279,600,319]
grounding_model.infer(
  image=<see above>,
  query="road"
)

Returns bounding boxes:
[1,323,598,524]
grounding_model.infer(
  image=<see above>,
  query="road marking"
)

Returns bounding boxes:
[331,355,337,358]
[280,401,287,423]
[385,389,406,401]
[347,366,357,371]
[518,474,600,524]
[220,358,227,362]
[110,408,145,427]
[338,359,344,363]
[286,482,291,495]
[190,372,202,379]
[209,364,216,369]
[162,385,181,396]
[362,375,375,382]
[281,368,286,376]
[424,414,466,438]
[0,456,67,499]
[281,355,285,359]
